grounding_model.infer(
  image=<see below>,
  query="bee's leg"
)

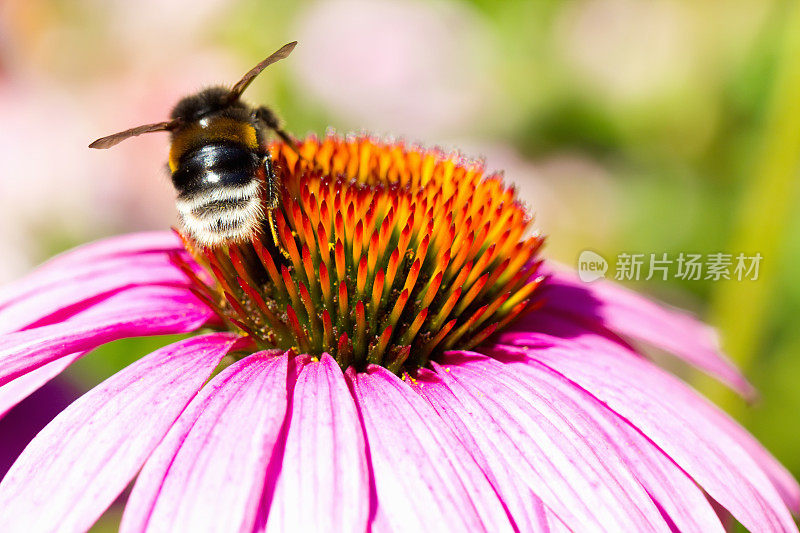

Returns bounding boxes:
[255,106,325,173]
[256,106,302,153]
[264,153,279,210]
[266,210,288,260]
[262,154,291,261]
[256,107,325,175]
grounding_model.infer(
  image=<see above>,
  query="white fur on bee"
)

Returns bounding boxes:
[176,180,265,246]
[175,179,262,209]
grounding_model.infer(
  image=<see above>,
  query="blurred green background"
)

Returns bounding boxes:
[1,0,798,529]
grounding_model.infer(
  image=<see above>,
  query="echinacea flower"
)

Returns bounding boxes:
[0,134,797,532]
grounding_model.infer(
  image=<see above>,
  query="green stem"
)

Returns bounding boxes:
[703,2,800,410]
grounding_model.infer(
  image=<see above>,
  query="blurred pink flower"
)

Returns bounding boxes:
[292,0,494,138]
[0,0,240,282]
[0,137,797,531]
[556,0,692,102]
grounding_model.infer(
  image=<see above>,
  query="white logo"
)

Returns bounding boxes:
[578,250,608,282]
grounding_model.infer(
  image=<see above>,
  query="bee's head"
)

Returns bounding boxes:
[170,86,242,123]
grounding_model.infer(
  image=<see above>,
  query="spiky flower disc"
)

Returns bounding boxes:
[174,134,544,373]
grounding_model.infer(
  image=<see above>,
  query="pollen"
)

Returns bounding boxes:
[173,134,545,372]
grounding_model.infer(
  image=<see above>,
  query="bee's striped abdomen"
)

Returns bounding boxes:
[172,143,265,246]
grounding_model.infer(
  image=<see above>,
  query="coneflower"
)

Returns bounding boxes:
[0,135,797,532]
[180,135,542,374]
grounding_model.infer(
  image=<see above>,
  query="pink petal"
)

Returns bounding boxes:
[603,423,721,532]
[492,319,798,531]
[722,422,800,517]
[599,418,724,532]
[0,232,185,309]
[500,312,800,517]
[0,333,240,533]
[0,286,214,386]
[434,354,723,532]
[409,367,565,532]
[121,351,289,533]
[545,513,572,533]
[264,354,369,533]
[0,255,194,335]
[0,351,83,419]
[425,352,671,532]
[349,365,515,532]
[36,231,183,272]
[528,268,755,398]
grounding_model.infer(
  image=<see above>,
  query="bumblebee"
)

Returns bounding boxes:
[90,41,298,248]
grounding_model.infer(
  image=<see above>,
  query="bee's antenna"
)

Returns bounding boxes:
[89,119,181,149]
[226,41,297,103]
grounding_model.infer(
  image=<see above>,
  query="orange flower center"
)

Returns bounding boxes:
[174,134,544,373]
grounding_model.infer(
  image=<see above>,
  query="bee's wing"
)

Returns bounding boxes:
[227,41,297,101]
[89,120,179,149]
